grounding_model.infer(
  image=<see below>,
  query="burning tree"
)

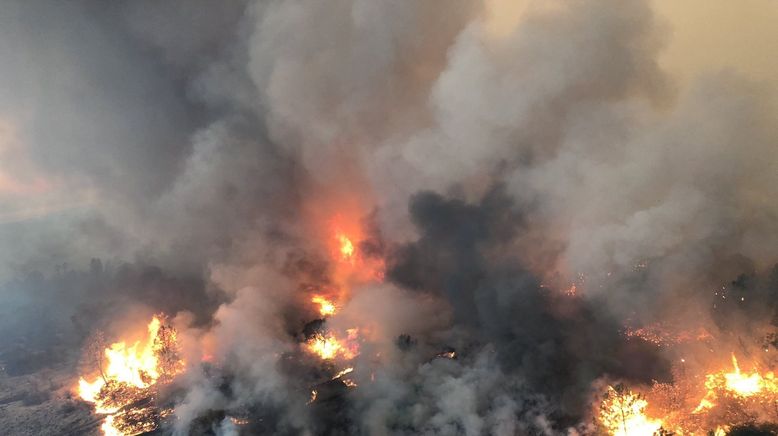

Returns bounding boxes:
[599,383,665,436]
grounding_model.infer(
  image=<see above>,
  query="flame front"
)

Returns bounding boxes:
[76,315,183,435]
[722,354,776,397]
[602,347,778,434]
[694,353,778,413]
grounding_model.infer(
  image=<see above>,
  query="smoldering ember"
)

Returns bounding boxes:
[1,1,777,436]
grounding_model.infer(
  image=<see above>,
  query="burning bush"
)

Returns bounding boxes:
[76,315,183,435]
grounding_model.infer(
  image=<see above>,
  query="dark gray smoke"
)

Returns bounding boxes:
[0,0,776,435]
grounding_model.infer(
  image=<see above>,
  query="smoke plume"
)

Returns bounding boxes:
[1,0,776,435]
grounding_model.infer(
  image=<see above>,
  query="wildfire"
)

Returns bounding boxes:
[337,232,355,261]
[229,416,250,426]
[330,366,358,388]
[694,353,778,413]
[331,367,354,379]
[101,416,121,436]
[624,323,712,348]
[312,295,337,317]
[325,213,385,283]
[599,384,663,436]
[436,349,457,359]
[298,212,380,399]
[602,348,778,434]
[722,354,776,397]
[76,315,183,435]
[305,329,359,360]
[307,389,318,404]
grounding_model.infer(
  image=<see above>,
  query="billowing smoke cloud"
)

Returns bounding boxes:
[1,0,777,435]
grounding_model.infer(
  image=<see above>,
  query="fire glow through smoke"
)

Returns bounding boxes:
[311,295,337,317]
[337,232,355,261]
[3,1,772,434]
[305,330,360,361]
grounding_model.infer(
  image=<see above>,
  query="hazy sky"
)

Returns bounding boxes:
[655,0,778,87]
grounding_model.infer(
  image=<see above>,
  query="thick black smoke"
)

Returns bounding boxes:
[385,188,670,425]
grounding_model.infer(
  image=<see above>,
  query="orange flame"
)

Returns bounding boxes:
[722,354,775,397]
[599,385,663,436]
[101,416,121,436]
[337,232,355,261]
[311,295,337,317]
[78,317,167,412]
[305,329,360,361]
[312,295,337,317]
[307,389,318,404]
[326,214,384,285]
[694,353,778,413]
[332,367,354,379]
[77,315,183,435]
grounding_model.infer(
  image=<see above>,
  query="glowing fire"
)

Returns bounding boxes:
[308,389,318,404]
[436,350,457,359]
[77,315,183,435]
[624,323,712,348]
[78,316,165,411]
[101,416,121,436]
[300,218,373,363]
[331,367,354,379]
[603,348,778,434]
[694,353,778,413]
[337,232,355,261]
[714,426,729,436]
[325,213,385,283]
[305,329,359,360]
[722,354,776,397]
[599,385,663,436]
[311,295,337,317]
[298,212,380,401]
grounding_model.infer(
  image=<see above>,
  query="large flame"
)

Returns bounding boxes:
[601,346,778,435]
[311,295,337,317]
[599,385,664,436]
[78,317,165,412]
[694,353,778,413]
[305,329,360,361]
[722,354,776,397]
[298,209,383,405]
[101,416,121,436]
[77,315,184,435]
